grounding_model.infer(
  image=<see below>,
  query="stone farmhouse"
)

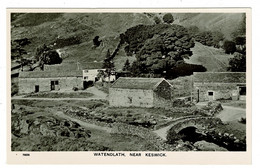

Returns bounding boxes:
[193,72,246,102]
[19,70,82,94]
[109,77,173,108]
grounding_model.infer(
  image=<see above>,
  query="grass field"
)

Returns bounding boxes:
[185,42,234,72]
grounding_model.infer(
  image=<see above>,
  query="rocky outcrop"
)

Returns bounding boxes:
[194,140,228,151]
[12,113,91,139]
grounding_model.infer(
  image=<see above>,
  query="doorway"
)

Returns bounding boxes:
[35,85,39,93]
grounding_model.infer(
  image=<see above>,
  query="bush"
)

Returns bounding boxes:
[223,41,236,54]
[238,117,246,124]
[163,13,174,24]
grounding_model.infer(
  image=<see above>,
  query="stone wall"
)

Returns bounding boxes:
[194,83,239,102]
[109,88,154,107]
[19,77,83,94]
[153,80,172,108]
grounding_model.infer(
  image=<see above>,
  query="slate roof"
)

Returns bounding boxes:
[19,70,82,78]
[110,77,171,90]
[193,72,246,83]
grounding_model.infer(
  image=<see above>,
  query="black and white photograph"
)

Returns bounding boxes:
[7,8,251,164]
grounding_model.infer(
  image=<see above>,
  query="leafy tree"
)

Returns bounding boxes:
[211,31,224,48]
[93,36,102,47]
[153,16,161,24]
[163,13,174,24]
[194,31,214,46]
[227,52,246,72]
[102,49,114,69]
[223,40,236,54]
[35,44,51,61]
[122,59,131,71]
[134,25,194,76]
[234,36,246,45]
[187,26,200,38]
[41,50,62,65]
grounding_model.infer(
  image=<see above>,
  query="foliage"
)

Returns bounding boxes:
[93,36,102,47]
[35,44,51,61]
[127,24,194,77]
[234,36,246,45]
[122,59,131,71]
[41,50,62,65]
[223,40,236,54]
[153,16,161,24]
[11,38,31,60]
[166,63,206,79]
[227,52,246,72]
[162,13,174,24]
[239,117,246,124]
[187,26,200,38]
[102,49,114,69]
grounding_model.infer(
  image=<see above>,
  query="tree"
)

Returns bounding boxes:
[134,25,194,76]
[93,36,102,47]
[122,59,131,71]
[223,41,236,54]
[35,44,51,61]
[211,31,224,48]
[41,50,62,65]
[153,16,161,24]
[163,13,174,24]
[102,49,114,69]
[227,52,246,72]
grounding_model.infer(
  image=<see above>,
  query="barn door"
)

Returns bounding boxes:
[35,85,39,93]
[51,81,55,90]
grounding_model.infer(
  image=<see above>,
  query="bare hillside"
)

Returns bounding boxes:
[185,42,233,72]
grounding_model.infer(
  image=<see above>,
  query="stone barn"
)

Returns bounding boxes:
[193,72,246,102]
[109,77,173,108]
[18,70,82,94]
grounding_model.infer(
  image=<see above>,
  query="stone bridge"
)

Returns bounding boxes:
[153,116,220,140]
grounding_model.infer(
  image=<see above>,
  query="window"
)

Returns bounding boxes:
[208,91,213,96]
[84,76,88,79]
[55,81,59,85]
[239,87,246,95]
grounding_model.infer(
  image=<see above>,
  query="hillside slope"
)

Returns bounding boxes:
[185,42,233,72]
[11,12,242,71]
[171,13,244,40]
[11,13,154,70]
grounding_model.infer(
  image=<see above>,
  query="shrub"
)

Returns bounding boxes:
[238,117,246,124]
[223,41,236,54]
[163,13,174,24]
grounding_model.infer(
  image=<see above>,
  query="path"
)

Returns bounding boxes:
[53,110,112,133]
[196,102,246,122]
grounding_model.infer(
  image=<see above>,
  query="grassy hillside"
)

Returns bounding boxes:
[185,42,233,72]
[11,12,242,71]
[171,13,244,40]
[11,13,154,70]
